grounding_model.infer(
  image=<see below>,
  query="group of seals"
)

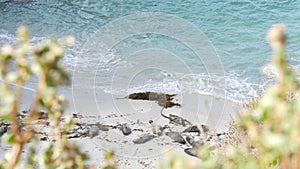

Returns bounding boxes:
[77,92,220,158]
[116,92,212,157]
[117,108,211,158]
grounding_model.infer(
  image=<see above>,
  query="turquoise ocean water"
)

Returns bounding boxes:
[1,0,300,102]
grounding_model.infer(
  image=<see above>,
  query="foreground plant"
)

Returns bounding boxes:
[162,24,300,169]
[0,26,87,168]
[101,151,116,169]
[240,23,300,169]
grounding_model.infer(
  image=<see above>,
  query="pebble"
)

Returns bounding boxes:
[120,123,132,136]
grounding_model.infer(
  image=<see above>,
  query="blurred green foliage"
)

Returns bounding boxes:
[0,26,88,169]
[161,24,300,169]
[101,151,116,169]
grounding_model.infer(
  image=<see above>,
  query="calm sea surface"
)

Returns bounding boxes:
[1,0,300,102]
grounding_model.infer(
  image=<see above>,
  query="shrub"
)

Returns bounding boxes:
[0,26,88,169]
[162,24,300,169]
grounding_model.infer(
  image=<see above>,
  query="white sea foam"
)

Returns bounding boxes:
[0,29,271,104]
[103,72,267,103]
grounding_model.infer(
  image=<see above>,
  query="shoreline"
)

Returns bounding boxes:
[8,87,242,168]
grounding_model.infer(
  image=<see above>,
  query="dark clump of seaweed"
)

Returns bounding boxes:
[127,92,181,108]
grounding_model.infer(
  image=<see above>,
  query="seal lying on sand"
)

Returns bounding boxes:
[165,131,186,144]
[133,133,156,144]
[184,139,204,157]
[182,124,210,133]
[160,108,192,127]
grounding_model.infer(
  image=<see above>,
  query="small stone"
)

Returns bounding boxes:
[120,123,132,136]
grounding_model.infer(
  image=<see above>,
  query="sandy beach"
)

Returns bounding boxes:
[0,87,242,168]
